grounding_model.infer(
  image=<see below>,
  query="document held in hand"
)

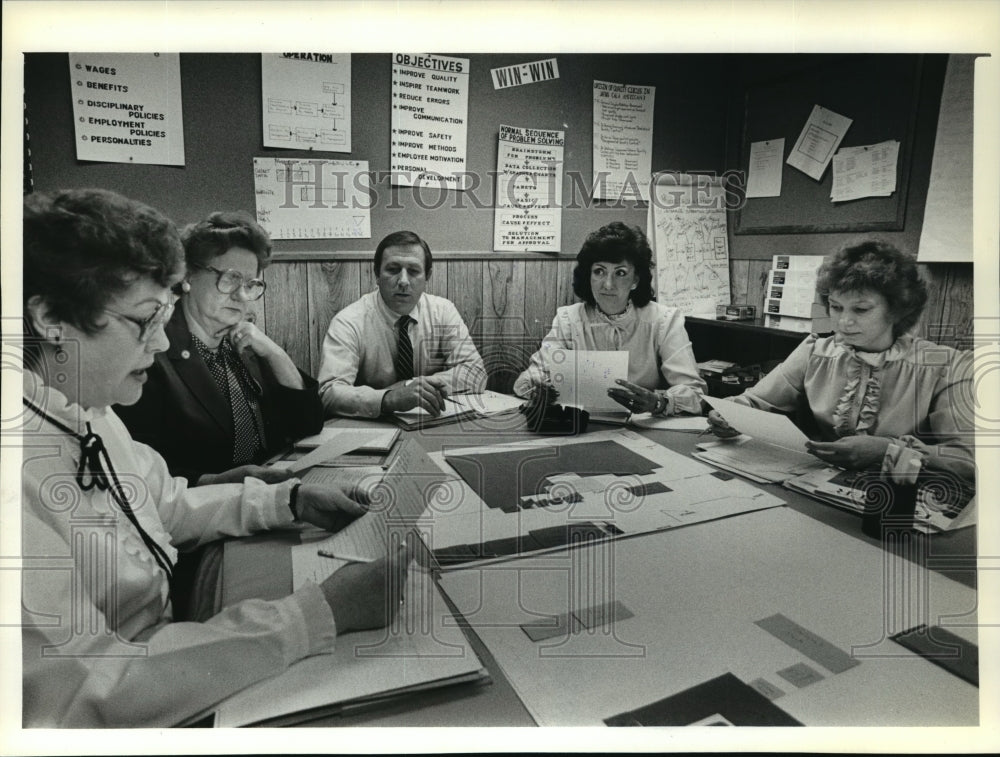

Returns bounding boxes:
[695,396,823,483]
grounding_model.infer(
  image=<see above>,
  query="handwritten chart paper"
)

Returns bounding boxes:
[745,138,785,198]
[261,53,351,152]
[390,53,470,191]
[831,141,899,202]
[648,173,731,317]
[786,105,852,181]
[493,125,564,252]
[69,53,184,166]
[253,157,371,240]
[593,80,655,201]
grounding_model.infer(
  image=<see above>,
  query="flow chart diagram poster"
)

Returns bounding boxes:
[493,124,564,251]
[253,157,371,240]
[69,53,184,166]
[390,53,470,191]
[592,80,655,202]
[261,53,351,152]
[647,173,731,318]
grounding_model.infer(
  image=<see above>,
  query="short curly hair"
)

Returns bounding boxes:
[572,222,655,307]
[23,188,185,334]
[816,239,928,337]
[181,211,272,271]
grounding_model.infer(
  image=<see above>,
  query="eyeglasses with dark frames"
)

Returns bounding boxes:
[103,298,176,343]
[192,264,266,301]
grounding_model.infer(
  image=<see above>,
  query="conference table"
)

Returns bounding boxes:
[198,412,979,728]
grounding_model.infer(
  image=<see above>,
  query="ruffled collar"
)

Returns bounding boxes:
[830,335,911,436]
[23,368,103,436]
[590,300,636,326]
[834,333,912,364]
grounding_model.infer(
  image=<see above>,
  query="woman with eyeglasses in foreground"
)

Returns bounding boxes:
[21,189,409,726]
[116,211,323,488]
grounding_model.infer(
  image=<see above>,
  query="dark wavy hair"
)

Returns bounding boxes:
[373,230,432,277]
[816,239,928,337]
[181,211,272,271]
[572,222,655,308]
[23,188,184,334]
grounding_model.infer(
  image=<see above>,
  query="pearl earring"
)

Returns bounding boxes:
[180,280,192,293]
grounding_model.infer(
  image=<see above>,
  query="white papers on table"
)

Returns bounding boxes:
[69,54,185,166]
[493,124,564,252]
[390,53,470,191]
[542,348,628,413]
[295,425,399,451]
[786,105,852,181]
[745,138,785,198]
[260,53,351,152]
[696,397,823,483]
[592,80,655,201]
[252,156,371,240]
[628,413,711,432]
[831,140,900,202]
[288,431,391,473]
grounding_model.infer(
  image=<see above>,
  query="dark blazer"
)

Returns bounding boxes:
[115,306,324,484]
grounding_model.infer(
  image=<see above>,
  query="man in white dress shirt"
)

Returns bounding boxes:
[318,231,486,418]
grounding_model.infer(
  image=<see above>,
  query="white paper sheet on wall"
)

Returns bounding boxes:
[69,53,185,166]
[261,53,351,152]
[918,55,975,262]
[493,124,564,252]
[252,156,371,240]
[592,80,655,201]
[786,105,852,181]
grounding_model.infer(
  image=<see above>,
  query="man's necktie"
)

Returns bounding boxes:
[394,315,414,381]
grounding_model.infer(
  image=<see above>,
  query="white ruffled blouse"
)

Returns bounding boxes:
[732,334,976,482]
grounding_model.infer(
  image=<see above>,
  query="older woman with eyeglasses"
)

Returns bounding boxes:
[116,211,323,487]
[21,189,409,727]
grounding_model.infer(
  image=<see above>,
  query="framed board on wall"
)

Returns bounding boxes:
[734,54,923,235]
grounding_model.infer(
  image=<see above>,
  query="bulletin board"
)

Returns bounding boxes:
[734,54,923,235]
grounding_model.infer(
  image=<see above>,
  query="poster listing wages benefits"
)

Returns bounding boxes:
[494,125,564,252]
[69,53,185,166]
[390,53,470,191]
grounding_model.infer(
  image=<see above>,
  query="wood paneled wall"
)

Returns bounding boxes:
[262,257,974,388]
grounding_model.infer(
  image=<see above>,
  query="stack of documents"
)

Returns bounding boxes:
[393,390,523,430]
[694,397,825,483]
[784,465,978,533]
